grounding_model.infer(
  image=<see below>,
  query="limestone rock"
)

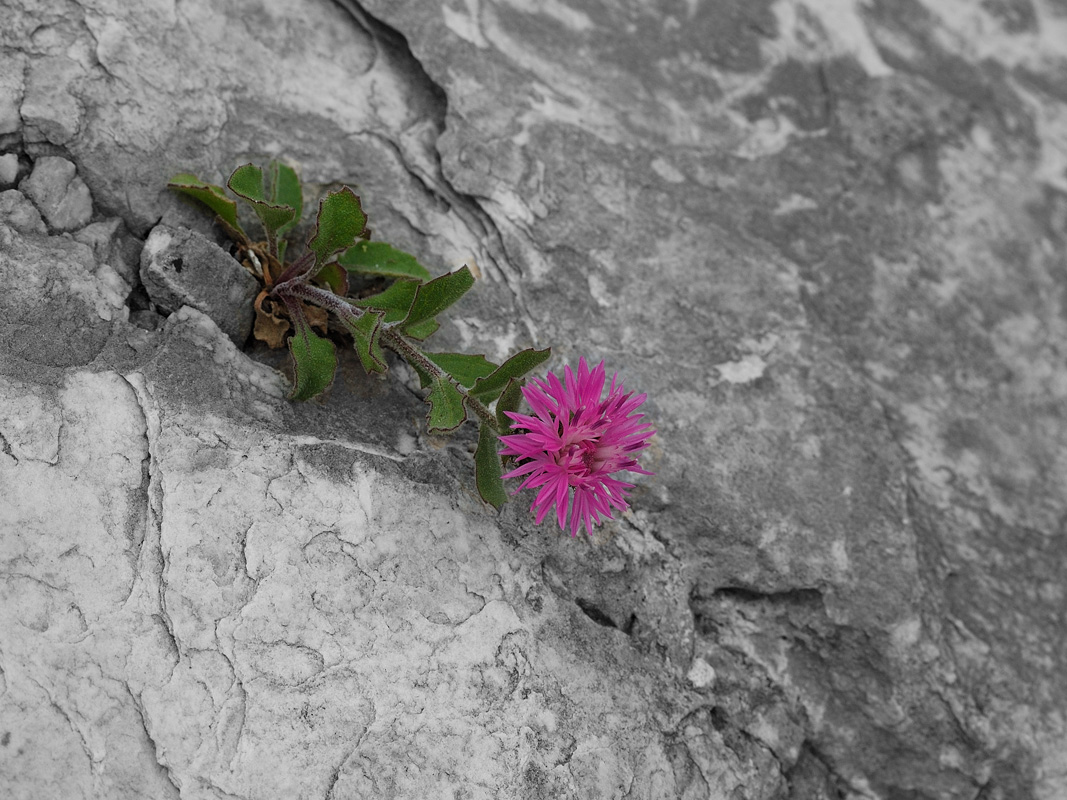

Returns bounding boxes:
[75,217,130,279]
[20,55,85,145]
[2,0,1066,797]
[0,298,718,799]
[0,52,24,135]
[77,217,144,288]
[0,189,46,235]
[0,152,18,187]
[75,218,123,261]
[140,225,260,346]
[0,221,125,367]
[19,155,93,232]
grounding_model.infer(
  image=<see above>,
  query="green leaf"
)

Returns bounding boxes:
[403,318,439,341]
[426,352,498,388]
[471,348,552,403]
[227,163,296,240]
[353,280,419,323]
[227,163,266,198]
[270,161,302,237]
[315,262,349,297]
[401,266,475,333]
[410,359,434,390]
[495,378,524,430]
[339,309,387,374]
[308,187,368,267]
[286,308,337,401]
[426,377,466,432]
[338,241,432,281]
[167,173,245,237]
[475,423,507,509]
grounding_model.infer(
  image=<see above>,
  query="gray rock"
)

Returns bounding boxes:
[19,155,93,232]
[75,217,142,286]
[74,217,124,263]
[2,0,1067,797]
[20,55,84,145]
[0,223,124,367]
[0,52,24,135]
[139,224,259,346]
[0,189,46,235]
[0,152,18,187]
[127,308,162,331]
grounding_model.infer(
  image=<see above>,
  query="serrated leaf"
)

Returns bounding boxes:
[286,305,337,401]
[426,377,466,432]
[471,348,552,403]
[308,187,367,267]
[315,262,349,297]
[353,280,419,322]
[168,174,245,237]
[495,378,524,430]
[227,163,297,241]
[270,161,302,237]
[475,423,507,509]
[339,309,387,374]
[426,352,498,388]
[338,241,432,281]
[401,266,474,333]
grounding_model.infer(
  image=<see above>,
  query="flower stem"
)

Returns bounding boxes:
[275,281,501,433]
[378,326,500,431]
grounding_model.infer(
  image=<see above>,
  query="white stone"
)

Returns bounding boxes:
[686,657,717,688]
[0,152,18,187]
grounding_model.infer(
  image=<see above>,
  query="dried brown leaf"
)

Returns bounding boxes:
[253,291,289,348]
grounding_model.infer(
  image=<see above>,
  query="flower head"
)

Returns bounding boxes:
[499,358,654,536]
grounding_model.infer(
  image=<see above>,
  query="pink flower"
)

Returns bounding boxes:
[499,358,654,536]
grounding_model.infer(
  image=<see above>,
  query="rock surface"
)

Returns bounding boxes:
[0,153,18,187]
[1,0,1066,798]
[19,155,93,231]
[140,225,261,345]
[0,190,47,235]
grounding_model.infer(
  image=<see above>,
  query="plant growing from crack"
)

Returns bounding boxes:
[169,161,654,533]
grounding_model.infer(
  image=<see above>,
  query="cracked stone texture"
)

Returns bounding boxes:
[1,0,1066,798]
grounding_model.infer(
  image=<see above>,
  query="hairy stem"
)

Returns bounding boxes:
[378,326,499,430]
[276,282,500,432]
[266,229,278,262]
[273,252,316,290]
